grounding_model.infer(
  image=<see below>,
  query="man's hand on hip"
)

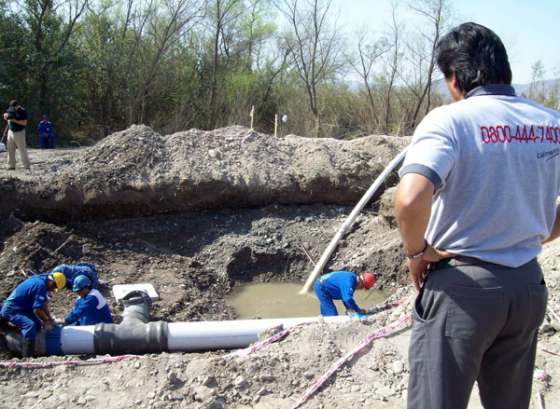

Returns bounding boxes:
[408,245,454,291]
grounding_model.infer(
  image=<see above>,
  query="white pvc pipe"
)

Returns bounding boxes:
[60,326,95,354]
[56,315,351,354]
[299,147,409,295]
[167,315,350,351]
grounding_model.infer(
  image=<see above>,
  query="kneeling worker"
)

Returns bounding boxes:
[51,262,99,291]
[0,272,66,357]
[314,271,376,317]
[64,275,113,326]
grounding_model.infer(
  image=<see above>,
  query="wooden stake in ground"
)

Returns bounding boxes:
[298,240,316,266]
[274,114,278,137]
[250,106,255,130]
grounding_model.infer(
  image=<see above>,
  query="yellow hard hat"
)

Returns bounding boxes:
[50,272,66,290]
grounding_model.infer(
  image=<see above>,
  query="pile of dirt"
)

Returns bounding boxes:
[0,126,408,221]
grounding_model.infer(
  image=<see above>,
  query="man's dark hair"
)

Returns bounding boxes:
[436,22,512,95]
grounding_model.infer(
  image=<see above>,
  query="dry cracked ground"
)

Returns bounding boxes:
[0,126,559,409]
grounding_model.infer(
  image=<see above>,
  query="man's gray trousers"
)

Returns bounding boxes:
[407,257,548,409]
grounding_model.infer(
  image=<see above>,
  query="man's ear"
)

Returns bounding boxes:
[446,72,464,101]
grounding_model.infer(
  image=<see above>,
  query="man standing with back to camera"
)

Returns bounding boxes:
[394,23,560,409]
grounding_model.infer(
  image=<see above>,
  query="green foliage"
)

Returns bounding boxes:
[3,0,545,144]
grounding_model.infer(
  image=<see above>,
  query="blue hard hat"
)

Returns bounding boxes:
[72,275,92,292]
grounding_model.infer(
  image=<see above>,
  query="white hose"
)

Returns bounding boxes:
[299,147,408,294]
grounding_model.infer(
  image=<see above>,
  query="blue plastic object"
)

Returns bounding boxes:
[45,325,63,355]
[349,312,367,319]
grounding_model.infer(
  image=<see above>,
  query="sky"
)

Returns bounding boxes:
[336,0,560,84]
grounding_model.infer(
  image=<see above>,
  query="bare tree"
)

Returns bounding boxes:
[408,0,448,129]
[529,59,545,101]
[383,3,400,134]
[206,0,243,128]
[275,0,341,137]
[122,0,204,124]
[347,31,388,133]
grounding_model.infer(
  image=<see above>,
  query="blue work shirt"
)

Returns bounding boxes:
[64,289,113,326]
[3,275,49,313]
[51,263,98,290]
[37,120,53,136]
[318,271,362,312]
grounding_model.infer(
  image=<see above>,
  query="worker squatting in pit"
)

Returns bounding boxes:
[0,263,112,357]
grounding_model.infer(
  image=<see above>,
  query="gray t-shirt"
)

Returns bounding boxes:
[399,85,560,267]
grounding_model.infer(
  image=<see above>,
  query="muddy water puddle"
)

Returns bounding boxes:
[227,282,387,319]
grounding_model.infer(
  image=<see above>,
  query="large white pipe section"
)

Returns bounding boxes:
[60,326,95,355]
[299,147,408,295]
[167,315,351,351]
[54,315,351,355]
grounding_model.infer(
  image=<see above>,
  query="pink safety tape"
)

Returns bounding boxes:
[225,322,310,359]
[290,314,412,409]
[0,354,141,369]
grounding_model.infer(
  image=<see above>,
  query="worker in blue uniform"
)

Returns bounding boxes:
[314,271,376,317]
[64,275,113,326]
[50,262,99,291]
[0,272,66,357]
[37,114,55,149]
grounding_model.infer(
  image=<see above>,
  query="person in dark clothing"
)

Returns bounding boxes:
[3,100,30,170]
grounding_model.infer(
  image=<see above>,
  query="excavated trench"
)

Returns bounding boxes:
[0,126,409,357]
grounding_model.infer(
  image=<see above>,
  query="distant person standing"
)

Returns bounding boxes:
[3,99,30,170]
[37,114,55,149]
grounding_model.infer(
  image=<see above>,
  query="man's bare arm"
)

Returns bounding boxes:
[33,307,52,325]
[394,173,434,255]
[394,173,455,289]
[543,203,560,244]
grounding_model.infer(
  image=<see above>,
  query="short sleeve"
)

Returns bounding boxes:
[399,107,457,191]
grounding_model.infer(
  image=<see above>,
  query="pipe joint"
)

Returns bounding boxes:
[93,320,168,355]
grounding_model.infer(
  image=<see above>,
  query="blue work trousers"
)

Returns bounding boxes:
[39,133,55,149]
[1,306,42,340]
[314,280,338,316]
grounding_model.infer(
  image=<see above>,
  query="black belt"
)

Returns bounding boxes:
[431,255,537,270]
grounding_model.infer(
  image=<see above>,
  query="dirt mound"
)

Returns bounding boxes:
[0,126,407,221]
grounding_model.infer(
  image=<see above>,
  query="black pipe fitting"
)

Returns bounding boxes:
[93,290,168,355]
